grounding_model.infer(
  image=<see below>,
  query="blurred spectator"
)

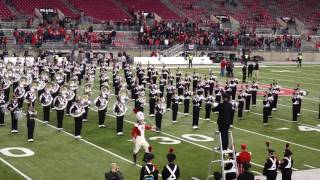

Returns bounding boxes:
[237,163,254,180]
[220,58,227,77]
[105,163,124,180]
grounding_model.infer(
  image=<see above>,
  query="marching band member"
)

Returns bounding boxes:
[95,93,108,128]
[263,146,279,180]
[292,92,300,122]
[14,84,25,110]
[140,151,158,180]
[263,91,271,126]
[2,79,10,102]
[131,111,154,164]
[177,80,184,97]
[192,93,201,129]
[70,97,84,139]
[175,67,182,86]
[161,148,180,179]
[192,72,199,91]
[271,83,280,111]
[40,90,52,123]
[185,73,192,91]
[0,88,5,125]
[171,91,180,123]
[155,97,166,131]
[237,89,245,119]
[159,78,166,98]
[183,90,192,115]
[230,100,237,127]
[24,88,37,107]
[53,92,67,130]
[250,81,258,106]
[244,85,251,112]
[236,144,252,174]
[26,105,37,142]
[267,91,274,118]
[149,83,158,117]
[135,91,145,112]
[214,84,223,104]
[279,143,293,180]
[229,79,237,100]
[7,95,19,133]
[114,96,126,135]
[166,84,175,111]
[204,94,214,120]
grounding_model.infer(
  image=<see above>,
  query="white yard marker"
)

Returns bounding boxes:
[276,127,290,130]
[0,157,32,180]
[304,164,316,169]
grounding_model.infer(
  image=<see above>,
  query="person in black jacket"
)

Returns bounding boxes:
[242,65,247,83]
[212,93,232,150]
[140,153,158,180]
[162,148,180,180]
[279,144,293,180]
[105,163,124,180]
[237,163,254,180]
[263,149,279,180]
[247,63,254,78]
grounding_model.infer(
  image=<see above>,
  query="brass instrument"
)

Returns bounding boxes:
[40,70,49,82]
[53,95,68,110]
[83,83,92,94]
[24,89,37,104]
[112,101,127,117]
[44,82,54,93]
[94,96,108,111]
[69,78,79,91]
[101,85,110,98]
[119,88,129,103]
[70,102,85,117]
[0,93,6,113]
[55,71,65,84]
[51,82,60,94]
[80,93,91,107]
[157,97,166,115]
[39,92,53,107]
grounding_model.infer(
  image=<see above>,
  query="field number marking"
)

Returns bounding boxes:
[0,147,34,157]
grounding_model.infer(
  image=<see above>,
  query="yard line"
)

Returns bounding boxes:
[252,170,262,175]
[25,113,143,168]
[0,157,32,180]
[93,107,268,170]
[304,164,316,169]
[191,177,200,180]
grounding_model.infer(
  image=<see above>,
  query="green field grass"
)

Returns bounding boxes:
[0,65,320,180]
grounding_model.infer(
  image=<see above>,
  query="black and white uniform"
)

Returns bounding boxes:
[140,163,159,180]
[95,96,107,126]
[0,92,5,125]
[166,86,175,110]
[155,102,165,130]
[271,86,280,110]
[192,74,199,91]
[161,163,180,180]
[204,95,214,120]
[292,94,299,122]
[280,156,293,180]
[14,86,25,109]
[40,92,52,123]
[230,81,237,100]
[159,78,166,97]
[192,96,201,127]
[244,88,251,111]
[171,95,180,122]
[7,99,19,131]
[263,95,271,124]
[26,109,36,140]
[250,84,258,106]
[70,103,84,137]
[183,91,192,114]
[149,89,158,116]
[54,95,66,129]
[114,102,125,133]
[237,92,245,118]
[263,156,279,180]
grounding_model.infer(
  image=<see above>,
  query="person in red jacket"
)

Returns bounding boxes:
[131,111,155,163]
[236,144,252,174]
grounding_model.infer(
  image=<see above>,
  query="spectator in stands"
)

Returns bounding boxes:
[220,58,227,77]
[105,163,124,180]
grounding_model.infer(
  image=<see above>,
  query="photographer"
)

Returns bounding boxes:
[105,163,124,180]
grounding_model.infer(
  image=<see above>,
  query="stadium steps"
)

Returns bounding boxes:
[159,0,185,20]
[60,0,80,17]
[111,0,133,19]
[0,0,12,19]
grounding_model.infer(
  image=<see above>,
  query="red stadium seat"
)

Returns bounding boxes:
[12,0,76,18]
[0,1,12,19]
[68,0,130,22]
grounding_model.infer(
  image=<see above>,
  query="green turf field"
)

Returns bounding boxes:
[0,64,320,180]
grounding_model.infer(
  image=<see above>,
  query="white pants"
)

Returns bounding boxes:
[133,137,149,154]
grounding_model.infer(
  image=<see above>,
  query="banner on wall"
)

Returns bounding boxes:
[134,57,212,65]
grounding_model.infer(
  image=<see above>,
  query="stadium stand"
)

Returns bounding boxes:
[68,0,130,21]
[11,0,76,18]
[0,0,12,19]
[122,0,181,21]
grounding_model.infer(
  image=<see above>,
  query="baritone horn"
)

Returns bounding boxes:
[112,101,127,117]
